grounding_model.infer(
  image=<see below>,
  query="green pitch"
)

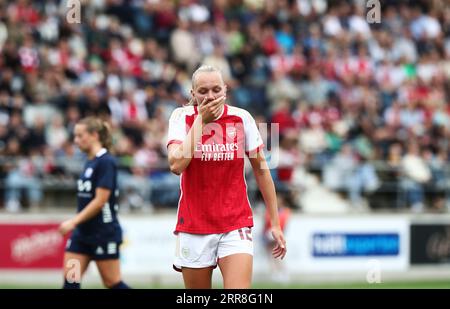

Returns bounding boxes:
[1,279,449,289]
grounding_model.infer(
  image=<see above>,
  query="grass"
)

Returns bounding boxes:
[1,279,449,289]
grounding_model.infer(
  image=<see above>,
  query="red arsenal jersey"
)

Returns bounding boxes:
[167,104,264,234]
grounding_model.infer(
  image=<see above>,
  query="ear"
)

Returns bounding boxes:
[190,89,198,105]
[92,131,100,141]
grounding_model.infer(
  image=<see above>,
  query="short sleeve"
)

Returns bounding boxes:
[96,158,115,190]
[244,111,264,155]
[167,108,186,147]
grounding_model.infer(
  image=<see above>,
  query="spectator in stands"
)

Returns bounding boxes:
[0,0,448,212]
[423,147,449,211]
[400,142,431,212]
[4,144,43,212]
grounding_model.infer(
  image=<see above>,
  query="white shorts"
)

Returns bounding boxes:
[173,227,253,271]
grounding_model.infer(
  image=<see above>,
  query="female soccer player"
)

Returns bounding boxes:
[59,117,130,289]
[167,65,287,289]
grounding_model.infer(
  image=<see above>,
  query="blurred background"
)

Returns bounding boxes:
[0,0,450,288]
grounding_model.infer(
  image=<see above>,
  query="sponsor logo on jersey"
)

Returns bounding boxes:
[84,167,93,178]
[195,142,238,161]
[195,142,238,152]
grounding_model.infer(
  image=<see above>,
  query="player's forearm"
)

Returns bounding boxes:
[72,198,107,226]
[169,116,203,175]
[254,168,281,228]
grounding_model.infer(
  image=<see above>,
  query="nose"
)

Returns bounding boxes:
[206,91,215,100]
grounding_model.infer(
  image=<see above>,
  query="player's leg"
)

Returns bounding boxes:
[218,254,253,289]
[217,228,254,289]
[181,267,215,288]
[62,252,91,289]
[93,240,130,288]
[95,259,130,288]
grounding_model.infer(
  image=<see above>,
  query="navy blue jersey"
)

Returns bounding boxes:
[72,148,122,244]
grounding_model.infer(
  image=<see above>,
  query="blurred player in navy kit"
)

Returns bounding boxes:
[59,117,130,289]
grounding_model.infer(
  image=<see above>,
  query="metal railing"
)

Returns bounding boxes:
[0,155,449,210]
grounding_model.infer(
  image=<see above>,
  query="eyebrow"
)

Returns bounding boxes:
[197,85,222,90]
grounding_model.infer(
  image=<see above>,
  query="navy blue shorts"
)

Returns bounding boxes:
[65,235,122,260]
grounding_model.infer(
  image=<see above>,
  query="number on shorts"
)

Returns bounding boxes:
[238,228,252,241]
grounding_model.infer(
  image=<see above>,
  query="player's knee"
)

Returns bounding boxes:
[102,277,121,288]
[223,275,252,289]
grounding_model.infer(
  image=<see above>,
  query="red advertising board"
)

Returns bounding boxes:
[0,223,67,269]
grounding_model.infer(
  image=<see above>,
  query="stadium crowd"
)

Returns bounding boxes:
[0,0,449,212]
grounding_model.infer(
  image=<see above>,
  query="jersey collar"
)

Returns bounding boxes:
[96,148,107,158]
